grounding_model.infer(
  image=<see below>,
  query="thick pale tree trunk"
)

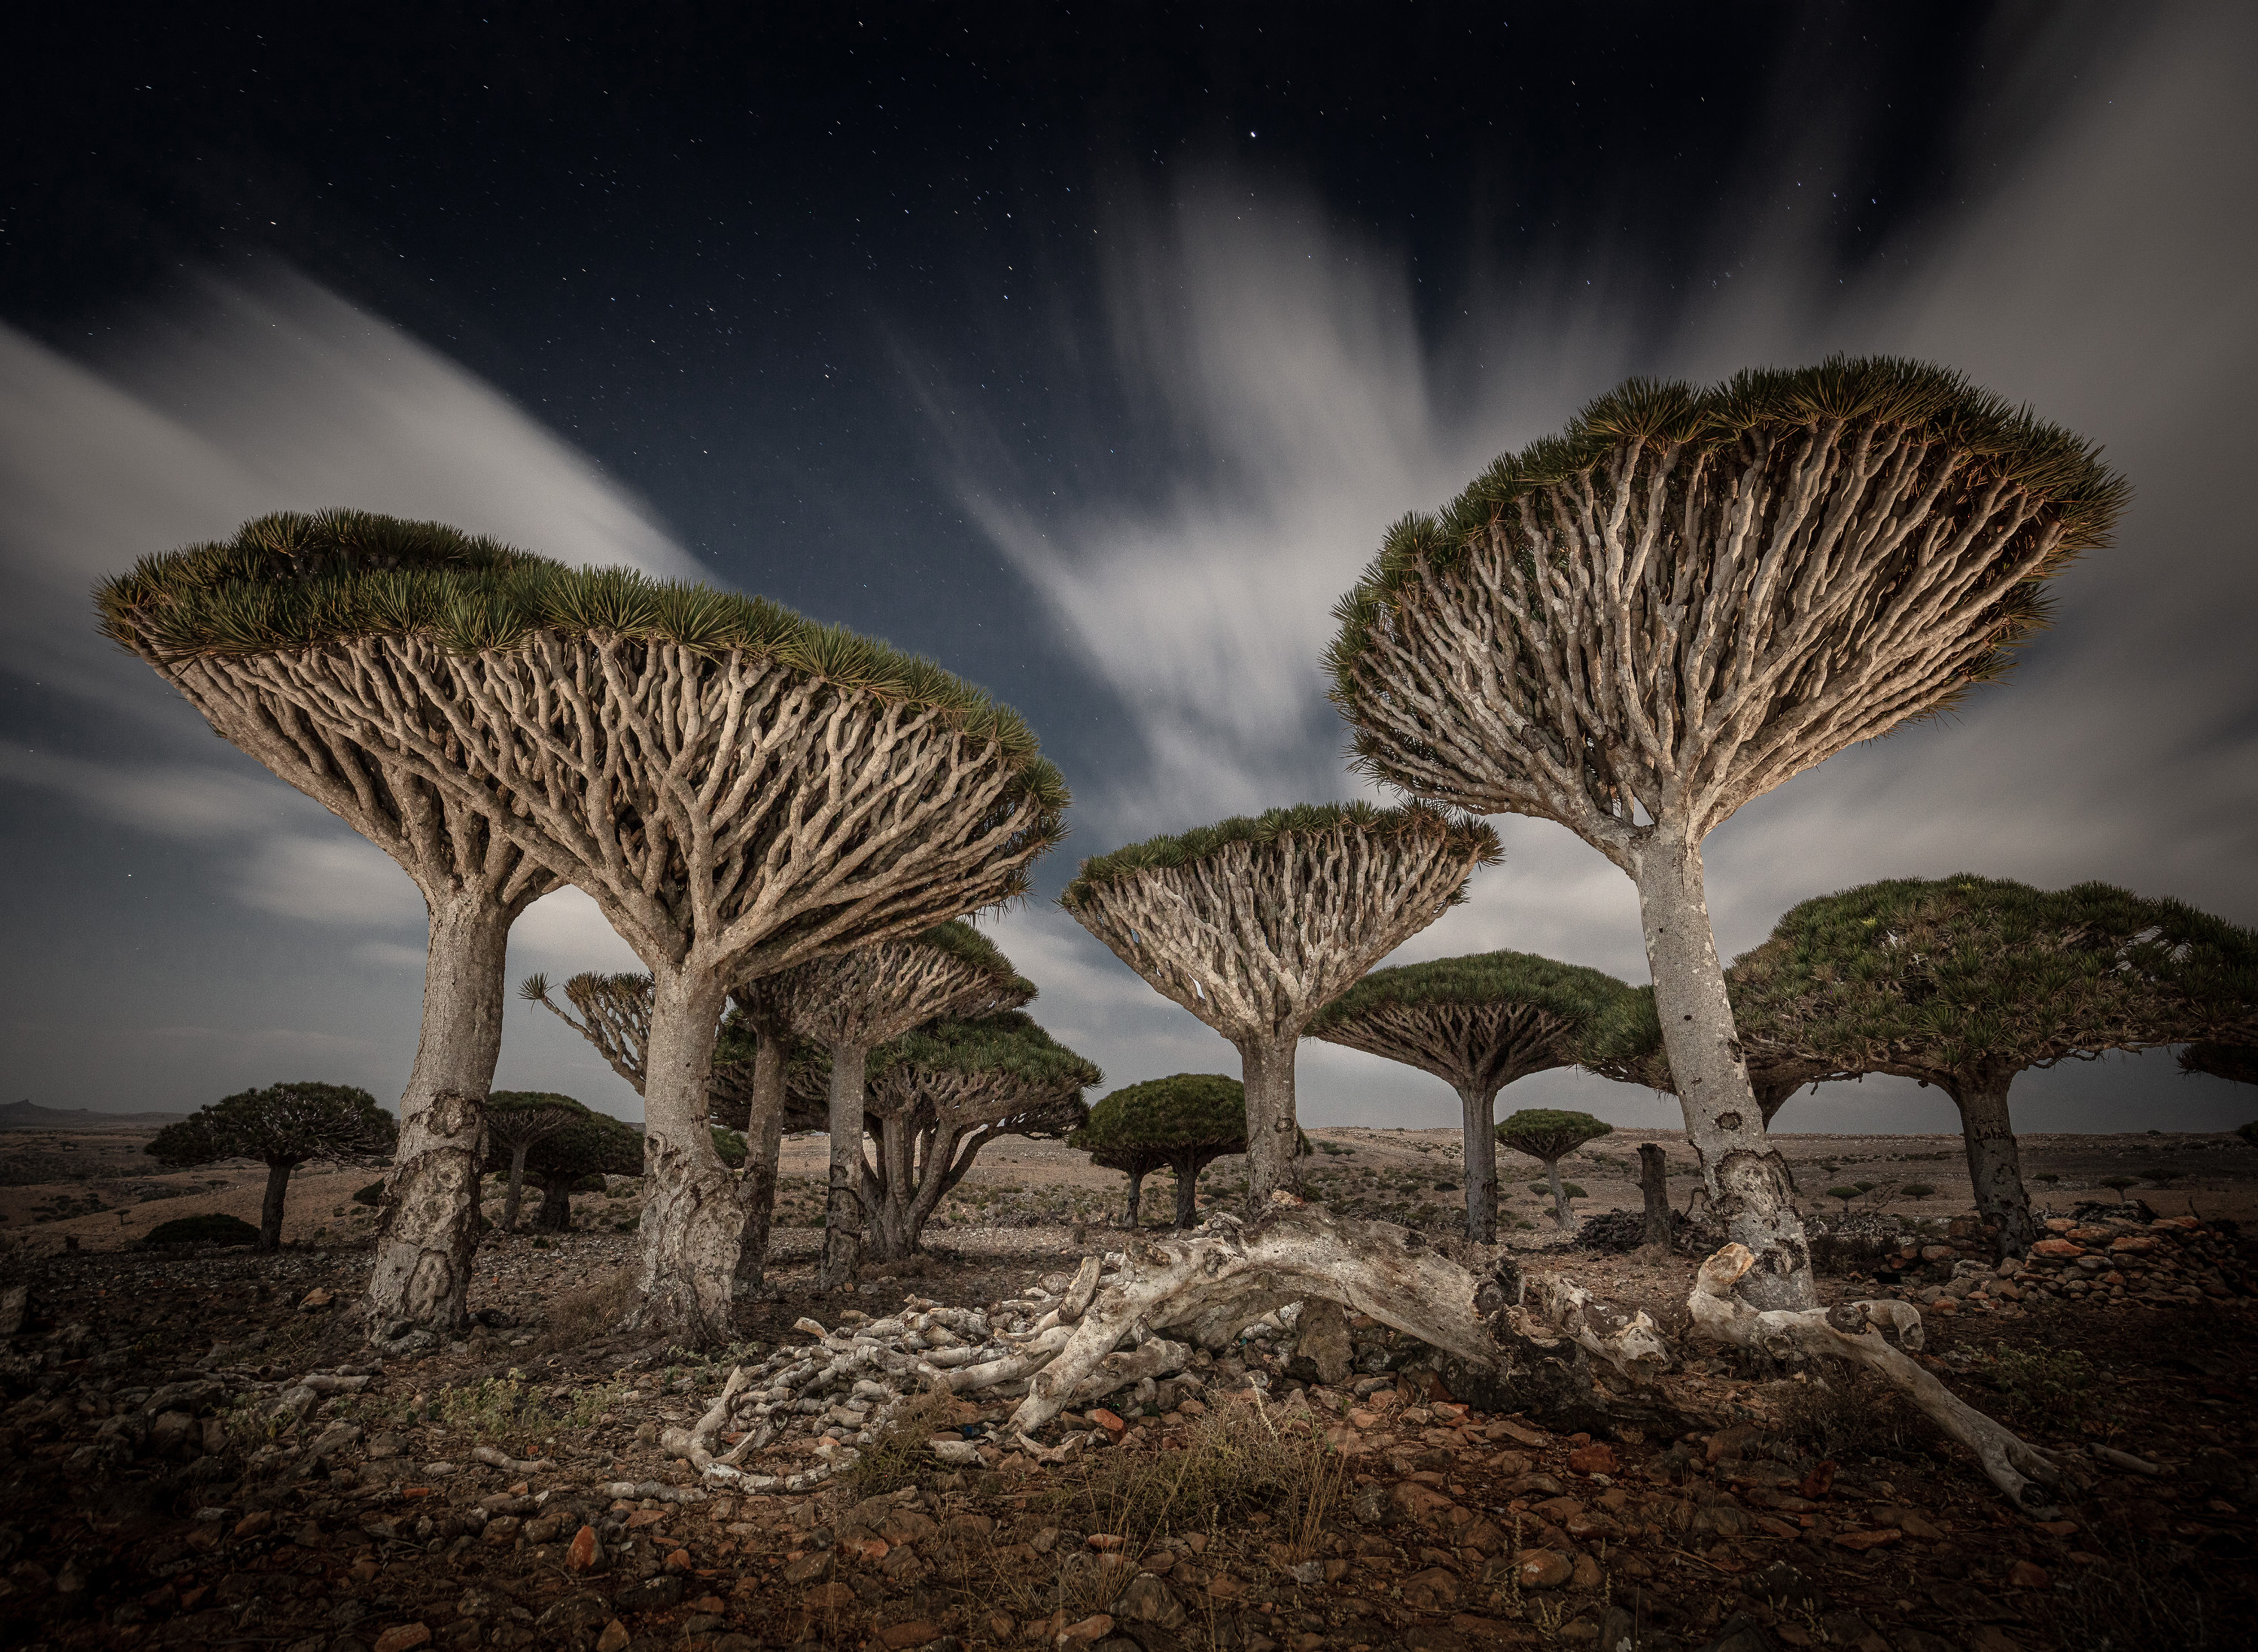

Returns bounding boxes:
[1459,1083,1501,1243]
[733,1032,787,1294]
[629,965,739,1343]
[502,1143,530,1233]
[258,1159,294,1253]
[1638,1142,1673,1247]
[1236,1035,1303,1208]
[1632,832,1815,1309]
[1123,1168,1145,1229]
[365,896,509,1340]
[1946,1073,2037,1261]
[819,1042,869,1289]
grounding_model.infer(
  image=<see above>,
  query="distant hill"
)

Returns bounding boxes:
[0,1099,190,1130]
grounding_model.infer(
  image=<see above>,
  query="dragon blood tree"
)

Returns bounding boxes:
[2182,1044,2258,1086]
[860,1010,1098,1259]
[98,511,559,1341]
[756,922,1035,1287]
[1308,951,1628,1242]
[1730,875,2258,1260]
[524,969,826,1287]
[1071,1073,1248,1229]
[107,533,1069,1343]
[1496,1107,1613,1228]
[1329,359,2129,1308]
[483,1092,586,1233]
[1061,803,1498,1207]
[518,1105,644,1233]
[149,1081,397,1253]
[1579,984,1857,1125]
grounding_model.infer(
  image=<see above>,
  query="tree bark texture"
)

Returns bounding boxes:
[1124,1169,1145,1229]
[733,1027,787,1293]
[534,1177,573,1232]
[1543,1158,1572,1228]
[1947,1073,2038,1261]
[820,1044,869,1289]
[1236,1036,1302,1207]
[258,1160,294,1253]
[628,966,741,1343]
[1170,1153,1209,1230]
[1638,1142,1673,1247]
[1459,1084,1502,1243]
[367,896,517,1339]
[1634,835,1815,1309]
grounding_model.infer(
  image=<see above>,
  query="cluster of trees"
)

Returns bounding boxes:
[103,357,2256,1360]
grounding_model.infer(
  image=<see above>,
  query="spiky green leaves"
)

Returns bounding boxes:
[1495,1107,1613,1166]
[97,510,1060,781]
[1730,875,2258,1083]
[1071,1073,1248,1156]
[2182,1044,2258,1087]
[147,1080,397,1169]
[1062,801,1498,908]
[1311,950,1626,1030]
[1327,357,2132,847]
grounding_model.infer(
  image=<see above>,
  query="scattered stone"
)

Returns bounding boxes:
[1568,1441,1620,1476]
[1517,1549,1573,1589]
[373,1626,432,1652]
[1402,1566,1464,1611]
[595,1622,630,1652]
[568,1525,603,1571]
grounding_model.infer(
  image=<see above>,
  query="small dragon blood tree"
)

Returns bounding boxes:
[1329,358,2128,1308]
[1071,1073,1249,1229]
[102,513,1067,1343]
[860,1011,1099,1260]
[1308,951,1628,1242]
[1061,803,1498,1207]
[754,922,1035,1287]
[1728,875,2258,1259]
[1495,1107,1613,1228]
[99,512,559,1341]
[149,1081,397,1253]
[523,969,826,1289]
[483,1092,587,1233]
[518,1105,644,1233]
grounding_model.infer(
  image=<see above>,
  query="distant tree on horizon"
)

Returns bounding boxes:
[1330,358,2129,1308]
[1728,874,2258,1259]
[1061,803,1497,1211]
[483,1092,587,1233]
[148,1081,396,1253]
[1496,1107,1613,1228]
[1307,950,1628,1242]
[1072,1073,1249,1230]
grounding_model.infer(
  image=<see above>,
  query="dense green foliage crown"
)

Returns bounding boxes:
[869,1010,1102,1096]
[147,1080,396,1168]
[1071,1073,1248,1154]
[1325,356,2130,700]
[1730,875,2258,1075]
[96,509,1060,791]
[1062,800,1498,907]
[1309,950,1627,1032]
[1495,1107,1613,1163]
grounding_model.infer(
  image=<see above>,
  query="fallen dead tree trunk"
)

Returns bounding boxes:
[675,1195,2076,1511]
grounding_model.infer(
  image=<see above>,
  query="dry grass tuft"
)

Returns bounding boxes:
[844,1389,961,1500]
[528,1265,636,1354]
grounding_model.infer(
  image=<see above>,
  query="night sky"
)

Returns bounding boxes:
[4,3,2253,1136]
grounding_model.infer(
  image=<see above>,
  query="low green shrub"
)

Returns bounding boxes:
[145,1212,261,1247]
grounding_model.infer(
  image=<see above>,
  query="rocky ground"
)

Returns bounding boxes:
[0,1175,2253,1652]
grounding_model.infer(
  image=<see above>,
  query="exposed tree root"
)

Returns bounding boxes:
[1686,1242,2074,1514]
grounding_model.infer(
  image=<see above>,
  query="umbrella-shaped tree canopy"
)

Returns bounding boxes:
[1496,1108,1613,1228]
[1728,875,2258,1258]
[1071,1073,1247,1229]
[756,919,1035,1286]
[2182,1043,2258,1087]
[149,1080,397,1253]
[1062,801,1498,1208]
[860,1011,1098,1259]
[516,1106,644,1233]
[1309,951,1627,1242]
[97,511,561,1340]
[484,1091,588,1233]
[1579,985,1859,1124]
[1329,361,2128,1307]
[104,521,1068,1343]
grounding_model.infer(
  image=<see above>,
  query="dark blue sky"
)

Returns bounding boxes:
[4,3,2252,1134]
